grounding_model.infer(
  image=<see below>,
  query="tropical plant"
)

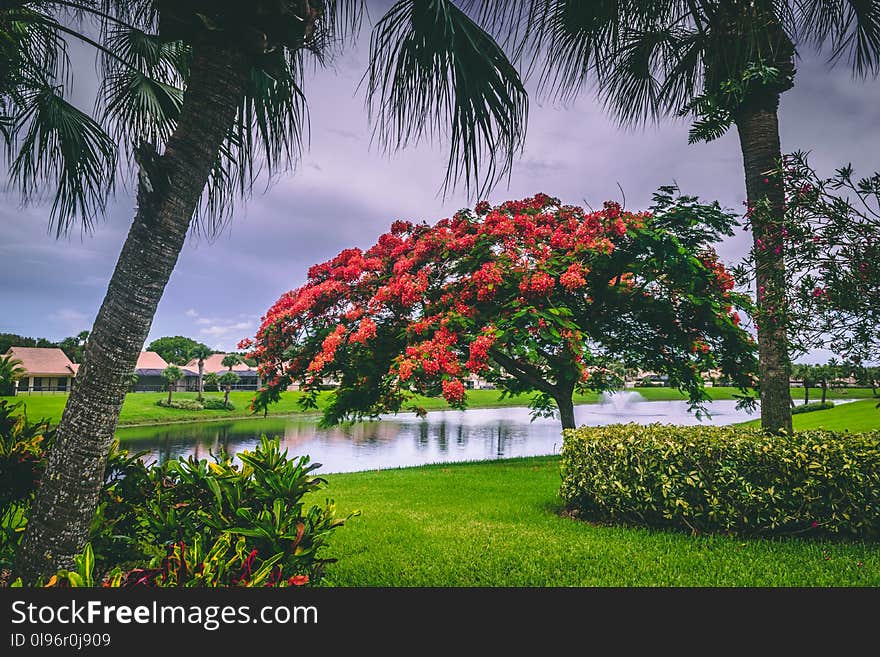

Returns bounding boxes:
[471,0,880,434]
[204,371,221,393]
[10,0,530,583]
[160,366,182,405]
[246,191,758,430]
[0,354,26,396]
[189,344,213,401]
[791,362,817,405]
[221,353,243,371]
[219,371,239,409]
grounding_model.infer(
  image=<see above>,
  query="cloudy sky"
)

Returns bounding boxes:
[1,5,878,358]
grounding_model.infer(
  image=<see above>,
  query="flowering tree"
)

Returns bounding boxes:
[776,153,879,365]
[245,191,758,430]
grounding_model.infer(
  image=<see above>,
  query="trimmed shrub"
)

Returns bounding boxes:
[792,401,835,414]
[560,424,880,538]
[202,398,234,410]
[155,399,204,411]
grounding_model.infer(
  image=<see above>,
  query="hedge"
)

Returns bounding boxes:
[560,424,880,538]
[791,401,834,415]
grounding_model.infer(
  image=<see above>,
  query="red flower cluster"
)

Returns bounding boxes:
[560,263,587,290]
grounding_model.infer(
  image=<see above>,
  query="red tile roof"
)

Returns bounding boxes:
[5,347,76,376]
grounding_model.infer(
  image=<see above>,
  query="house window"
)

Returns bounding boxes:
[57,377,67,391]
[18,379,28,391]
[33,377,43,390]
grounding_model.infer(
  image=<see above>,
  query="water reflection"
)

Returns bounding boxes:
[118,395,766,474]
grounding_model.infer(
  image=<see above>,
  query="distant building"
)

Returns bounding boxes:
[131,351,190,392]
[183,353,261,391]
[5,346,77,394]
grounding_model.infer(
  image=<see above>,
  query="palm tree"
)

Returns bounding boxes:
[9,1,527,581]
[793,363,817,405]
[0,355,26,396]
[474,0,880,434]
[221,353,242,372]
[161,365,183,405]
[204,371,220,393]
[189,345,213,401]
[219,371,239,409]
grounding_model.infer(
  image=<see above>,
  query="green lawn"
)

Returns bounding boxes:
[317,456,879,586]
[4,386,876,428]
[742,398,880,432]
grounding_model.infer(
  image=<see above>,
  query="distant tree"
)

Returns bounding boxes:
[125,372,139,393]
[189,345,213,401]
[161,366,183,405]
[0,333,55,354]
[57,330,90,363]
[204,372,221,393]
[147,336,211,366]
[791,363,817,405]
[219,371,239,408]
[853,365,879,398]
[0,355,26,396]
[221,354,242,372]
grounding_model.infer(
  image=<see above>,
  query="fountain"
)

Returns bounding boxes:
[598,390,646,411]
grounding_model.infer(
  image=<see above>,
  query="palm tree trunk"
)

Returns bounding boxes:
[15,42,249,584]
[735,104,792,435]
[821,382,827,405]
[224,386,231,408]
[804,385,809,405]
[197,362,204,401]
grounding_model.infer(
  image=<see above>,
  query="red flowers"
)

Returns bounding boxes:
[245,192,752,421]
[441,378,466,404]
[560,263,587,290]
[287,574,309,586]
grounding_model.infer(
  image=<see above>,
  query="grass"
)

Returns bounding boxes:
[4,386,877,428]
[317,456,880,586]
[742,398,880,432]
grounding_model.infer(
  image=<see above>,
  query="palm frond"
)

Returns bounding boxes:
[98,26,186,149]
[197,52,310,235]
[367,0,528,198]
[9,84,117,236]
[794,0,880,74]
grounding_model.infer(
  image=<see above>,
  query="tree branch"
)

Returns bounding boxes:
[488,348,557,396]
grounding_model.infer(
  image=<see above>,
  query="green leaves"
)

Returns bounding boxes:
[367,0,528,197]
[561,424,880,538]
[9,84,117,236]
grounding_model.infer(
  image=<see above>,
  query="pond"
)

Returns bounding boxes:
[118,392,764,473]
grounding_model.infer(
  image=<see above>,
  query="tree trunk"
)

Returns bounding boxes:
[735,104,792,435]
[821,382,827,405]
[197,361,204,401]
[224,386,231,408]
[167,387,173,405]
[555,394,576,431]
[14,43,249,584]
[804,385,809,405]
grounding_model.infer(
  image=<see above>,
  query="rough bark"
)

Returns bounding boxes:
[14,43,250,584]
[735,104,793,434]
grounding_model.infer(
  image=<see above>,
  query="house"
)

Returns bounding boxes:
[183,353,262,391]
[5,346,77,394]
[131,351,190,392]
